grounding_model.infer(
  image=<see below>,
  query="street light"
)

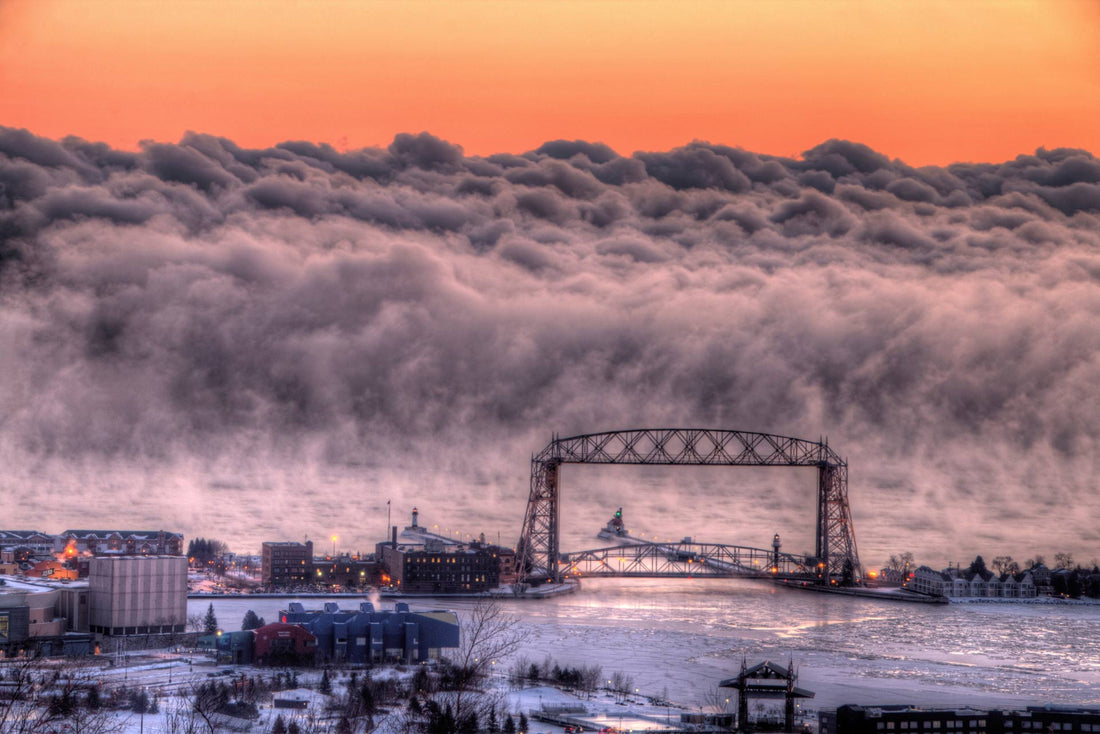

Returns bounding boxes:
[331,535,338,556]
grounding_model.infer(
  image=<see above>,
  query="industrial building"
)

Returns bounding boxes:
[196,602,457,666]
[378,538,502,593]
[821,705,1100,734]
[88,555,187,635]
[281,601,460,664]
[261,540,314,587]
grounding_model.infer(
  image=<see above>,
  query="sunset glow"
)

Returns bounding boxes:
[2,0,1098,164]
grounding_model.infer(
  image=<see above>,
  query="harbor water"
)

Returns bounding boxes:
[190,577,1100,713]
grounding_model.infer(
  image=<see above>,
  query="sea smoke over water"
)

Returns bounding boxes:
[1,127,1099,567]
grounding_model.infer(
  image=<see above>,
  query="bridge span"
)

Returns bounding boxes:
[559,539,815,581]
[516,428,862,587]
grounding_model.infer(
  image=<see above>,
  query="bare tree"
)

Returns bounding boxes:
[991,556,1014,576]
[610,670,634,702]
[507,655,532,688]
[700,685,732,713]
[579,664,602,698]
[442,599,523,731]
[0,657,120,734]
[887,552,915,573]
[1055,552,1075,570]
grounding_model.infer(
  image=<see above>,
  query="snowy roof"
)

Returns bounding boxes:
[61,530,182,540]
[0,531,51,540]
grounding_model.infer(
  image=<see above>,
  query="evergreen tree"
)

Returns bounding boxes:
[85,685,101,710]
[968,555,988,576]
[203,603,219,635]
[487,706,499,734]
[336,716,353,734]
[242,609,265,630]
[272,714,287,734]
[414,664,431,694]
[459,711,479,734]
[319,669,332,695]
[130,689,150,713]
[288,720,301,734]
[503,714,517,734]
[361,683,375,715]
[519,712,529,733]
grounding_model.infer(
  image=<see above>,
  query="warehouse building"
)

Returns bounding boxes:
[88,555,187,635]
[281,601,459,664]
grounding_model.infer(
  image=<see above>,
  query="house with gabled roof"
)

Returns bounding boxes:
[967,569,991,597]
[910,565,948,596]
[987,573,1003,597]
[58,530,183,557]
[0,530,55,560]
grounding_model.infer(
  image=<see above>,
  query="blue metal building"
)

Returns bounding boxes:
[280,601,459,664]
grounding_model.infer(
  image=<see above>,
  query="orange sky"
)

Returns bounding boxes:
[1,0,1098,165]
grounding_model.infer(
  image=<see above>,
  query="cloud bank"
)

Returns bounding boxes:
[2,127,1099,566]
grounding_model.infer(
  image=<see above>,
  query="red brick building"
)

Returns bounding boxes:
[253,622,317,666]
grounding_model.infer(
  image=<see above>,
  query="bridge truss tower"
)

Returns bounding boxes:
[515,428,862,585]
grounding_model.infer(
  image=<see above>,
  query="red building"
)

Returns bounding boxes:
[253,623,317,666]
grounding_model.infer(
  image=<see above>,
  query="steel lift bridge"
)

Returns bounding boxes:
[515,429,863,586]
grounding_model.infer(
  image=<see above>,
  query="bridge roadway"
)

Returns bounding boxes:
[558,538,817,581]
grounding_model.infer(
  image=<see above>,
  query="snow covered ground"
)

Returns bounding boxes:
[8,576,1100,732]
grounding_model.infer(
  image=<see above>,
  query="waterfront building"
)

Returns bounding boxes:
[280,601,459,664]
[261,540,314,587]
[378,538,502,593]
[1029,563,1053,595]
[390,506,515,588]
[310,555,380,589]
[88,555,187,635]
[253,622,318,666]
[908,566,1037,599]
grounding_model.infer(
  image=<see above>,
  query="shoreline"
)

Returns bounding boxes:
[187,581,580,601]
